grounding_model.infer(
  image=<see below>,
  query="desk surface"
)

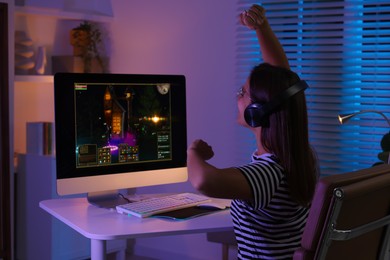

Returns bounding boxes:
[40,197,234,241]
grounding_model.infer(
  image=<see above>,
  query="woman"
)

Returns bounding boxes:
[187,4,318,259]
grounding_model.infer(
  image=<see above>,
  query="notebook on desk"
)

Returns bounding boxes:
[152,205,229,220]
[154,197,232,220]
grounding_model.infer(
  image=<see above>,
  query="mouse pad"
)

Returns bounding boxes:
[152,206,227,220]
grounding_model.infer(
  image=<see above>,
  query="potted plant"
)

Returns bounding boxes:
[70,21,108,73]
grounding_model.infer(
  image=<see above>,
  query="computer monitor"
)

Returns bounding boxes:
[54,73,187,208]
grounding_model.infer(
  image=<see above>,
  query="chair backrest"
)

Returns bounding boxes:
[294,164,390,260]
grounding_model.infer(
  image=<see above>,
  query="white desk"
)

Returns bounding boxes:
[40,197,234,260]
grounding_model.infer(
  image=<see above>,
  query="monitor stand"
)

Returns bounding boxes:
[87,190,129,209]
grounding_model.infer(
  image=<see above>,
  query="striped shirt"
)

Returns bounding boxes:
[231,152,309,259]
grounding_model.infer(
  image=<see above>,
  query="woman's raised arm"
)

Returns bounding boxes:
[240,4,290,69]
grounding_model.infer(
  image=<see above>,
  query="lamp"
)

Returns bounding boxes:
[338,110,390,127]
[338,110,390,164]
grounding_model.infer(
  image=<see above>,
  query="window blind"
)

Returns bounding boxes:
[236,0,390,176]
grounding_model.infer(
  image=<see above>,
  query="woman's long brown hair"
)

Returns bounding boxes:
[249,63,318,206]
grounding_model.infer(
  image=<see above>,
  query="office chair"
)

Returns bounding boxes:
[294,164,390,260]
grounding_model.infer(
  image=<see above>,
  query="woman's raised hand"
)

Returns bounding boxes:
[239,4,266,30]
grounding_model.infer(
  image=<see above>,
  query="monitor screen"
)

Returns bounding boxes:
[54,73,187,206]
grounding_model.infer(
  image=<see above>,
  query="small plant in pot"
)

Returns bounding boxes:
[70,21,108,73]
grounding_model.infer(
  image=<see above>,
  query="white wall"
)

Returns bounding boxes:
[109,0,237,259]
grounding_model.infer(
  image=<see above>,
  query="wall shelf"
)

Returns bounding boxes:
[15,5,113,22]
[13,2,112,153]
[15,75,53,83]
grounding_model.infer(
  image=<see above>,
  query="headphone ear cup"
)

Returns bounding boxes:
[244,102,268,128]
[243,80,308,128]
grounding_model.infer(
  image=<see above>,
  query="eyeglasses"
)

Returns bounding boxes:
[236,86,246,98]
[237,86,255,102]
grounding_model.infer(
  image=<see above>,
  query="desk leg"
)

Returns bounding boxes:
[91,239,107,260]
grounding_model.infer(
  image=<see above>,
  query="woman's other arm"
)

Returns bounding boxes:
[187,139,252,200]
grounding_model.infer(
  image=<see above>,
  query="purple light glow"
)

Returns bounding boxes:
[106,132,137,154]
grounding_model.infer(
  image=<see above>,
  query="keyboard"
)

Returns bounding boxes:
[116,193,211,218]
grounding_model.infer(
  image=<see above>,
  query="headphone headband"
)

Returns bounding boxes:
[244,80,308,127]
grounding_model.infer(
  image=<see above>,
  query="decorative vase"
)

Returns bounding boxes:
[35,46,47,74]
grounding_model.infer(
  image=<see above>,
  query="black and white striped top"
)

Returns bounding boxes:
[231,153,309,259]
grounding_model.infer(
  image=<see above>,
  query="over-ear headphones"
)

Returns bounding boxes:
[244,80,308,127]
